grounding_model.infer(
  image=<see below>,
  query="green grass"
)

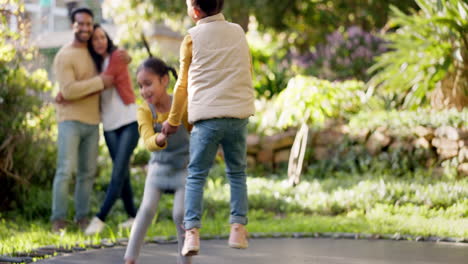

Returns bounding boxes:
[2,210,467,256]
[1,164,467,256]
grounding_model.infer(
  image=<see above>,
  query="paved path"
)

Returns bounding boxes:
[38,238,468,264]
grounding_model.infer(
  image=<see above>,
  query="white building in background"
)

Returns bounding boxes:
[9,1,183,80]
[25,0,73,34]
[23,0,109,49]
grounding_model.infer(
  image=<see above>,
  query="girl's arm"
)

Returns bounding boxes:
[137,105,167,151]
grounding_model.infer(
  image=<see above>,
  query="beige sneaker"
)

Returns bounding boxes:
[228,223,248,249]
[124,259,136,264]
[181,228,200,256]
[119,218,135,229]
[84,216,105,235]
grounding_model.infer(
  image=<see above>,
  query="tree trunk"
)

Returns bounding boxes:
[228,6,249,32]
[431,52,468,111]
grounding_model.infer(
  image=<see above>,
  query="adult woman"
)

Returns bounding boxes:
[84,24,139,235]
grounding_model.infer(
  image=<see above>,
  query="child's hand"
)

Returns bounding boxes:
[156,133,167,147]
[162,121,179,136]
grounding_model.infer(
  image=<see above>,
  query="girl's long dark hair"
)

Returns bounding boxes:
[137,57,178,81]
[88,24,117,73]
[138,33,178,80]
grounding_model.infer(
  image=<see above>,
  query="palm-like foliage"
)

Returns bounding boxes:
[368,0,468,109]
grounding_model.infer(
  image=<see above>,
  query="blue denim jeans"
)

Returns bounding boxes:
[184,118,249,230]
[96,121,139,221]
[51,121,99,221]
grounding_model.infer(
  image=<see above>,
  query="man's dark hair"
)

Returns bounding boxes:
[70,7,94,24]
[192,0,224,16]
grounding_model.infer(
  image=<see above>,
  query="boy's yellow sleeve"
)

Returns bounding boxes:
[137,105,167,151]
[168,34,192,126]
[182,103,193,132]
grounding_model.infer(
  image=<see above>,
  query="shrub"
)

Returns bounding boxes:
[253,76,365,134]
[246,29,294,99]
[293,26,388,81]
[349,108,468,135]
[368,0,468,109]
[250,44,292,99]
[0,1,56,212]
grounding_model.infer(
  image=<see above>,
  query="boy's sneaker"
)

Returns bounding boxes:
[228,223,248,249]
[181,228,200,256]
[84,216,105,235]
[119,217,135,229]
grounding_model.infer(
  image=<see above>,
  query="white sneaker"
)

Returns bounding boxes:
[119,217,135,229]
[84,216,105,235]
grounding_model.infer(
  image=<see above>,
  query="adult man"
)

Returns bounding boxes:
[51,7,113,232]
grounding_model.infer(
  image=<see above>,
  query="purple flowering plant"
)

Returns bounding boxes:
[294,26,388,81]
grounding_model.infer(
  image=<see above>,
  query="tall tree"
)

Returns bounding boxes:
[106,0,418,50]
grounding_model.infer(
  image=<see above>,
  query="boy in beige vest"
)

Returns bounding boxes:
[162,0,255,257]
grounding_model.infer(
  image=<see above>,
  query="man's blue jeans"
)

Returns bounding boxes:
[96,121,139,221]
[184,118,249,230]
[51,121,99,221]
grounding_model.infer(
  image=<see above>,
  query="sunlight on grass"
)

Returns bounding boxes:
[1,167,467,255]
[2,212,467,255]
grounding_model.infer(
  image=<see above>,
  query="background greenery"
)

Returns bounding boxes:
[1,163,467,255]
[0,2,57,213]
[1,0,467,258]
[368,0,468,109]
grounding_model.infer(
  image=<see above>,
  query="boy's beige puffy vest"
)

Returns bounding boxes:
[187,14,255,123]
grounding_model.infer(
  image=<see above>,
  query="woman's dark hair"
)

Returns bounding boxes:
[88,24,118,73]
[192,0,224,16]
[137,57,178,81]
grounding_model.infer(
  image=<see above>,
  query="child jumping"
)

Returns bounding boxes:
[124,57,192,264]
[162,0,255,256]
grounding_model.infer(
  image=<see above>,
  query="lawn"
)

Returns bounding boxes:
[1,163,467,257]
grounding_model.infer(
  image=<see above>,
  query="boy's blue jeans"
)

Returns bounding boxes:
[184,118,249,230]
[51,121,99,221]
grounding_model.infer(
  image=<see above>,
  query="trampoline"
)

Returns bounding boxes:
[37,237,468,264]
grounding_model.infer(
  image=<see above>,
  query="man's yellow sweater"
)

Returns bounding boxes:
[53,44,104,125]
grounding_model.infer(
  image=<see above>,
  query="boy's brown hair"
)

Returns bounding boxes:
[192,0,224,16]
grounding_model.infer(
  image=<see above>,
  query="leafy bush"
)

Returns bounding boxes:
[368,0,468,109]
[349,108,468,135]
[250,41,292,99]
[294,26,388,81]
[0,2,56,211]
[253,76,365,134]
[308,108,467,178]
[131,144,151,166]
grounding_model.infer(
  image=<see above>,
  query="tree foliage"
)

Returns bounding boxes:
[0,0,56,211]
[368,0,468,110]
[106,0,418,50]
[253,76,365,134]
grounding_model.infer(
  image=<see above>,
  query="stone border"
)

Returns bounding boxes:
[247,124,468,177]
[1,232,467,263]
